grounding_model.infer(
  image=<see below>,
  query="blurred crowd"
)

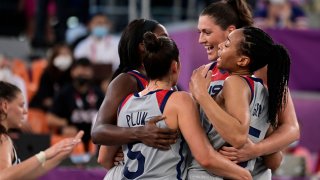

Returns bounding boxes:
[0,0,320,178]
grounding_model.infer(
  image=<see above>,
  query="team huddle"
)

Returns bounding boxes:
[91,0,297,180]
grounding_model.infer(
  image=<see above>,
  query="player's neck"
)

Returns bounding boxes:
[230,69,251,76]
[145,80,172,92]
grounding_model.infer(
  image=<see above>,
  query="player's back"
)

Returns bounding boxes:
[118,90,189,180]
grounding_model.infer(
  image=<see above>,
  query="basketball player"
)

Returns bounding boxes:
[189,0,299,179]
[92,19,177,179]
[190,26,290,179]
[0,81,84,179]
[118,32,251,179]
[92,19,176,149]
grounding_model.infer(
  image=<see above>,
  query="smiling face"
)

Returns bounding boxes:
[217,29,246,72]
[6,92,27,129]
[198,15,230,62]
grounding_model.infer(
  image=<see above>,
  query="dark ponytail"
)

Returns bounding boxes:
[239,27,291,127]
[201,0,253,30]
[267,45,291,125]
[142,32,179,80]
[112,19,160,80]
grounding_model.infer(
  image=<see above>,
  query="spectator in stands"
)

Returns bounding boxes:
[254,0,308,29]
[29,43,73,112]
[47,58,104,152]
[0,55,28,108]
[0,55,30,132]
[73,13,120,71]
[0,80,84,179]
[31,0,90,49]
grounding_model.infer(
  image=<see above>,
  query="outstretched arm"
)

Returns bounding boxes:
[91,73,177,149]
[0,131,83,180]
[169,92,251,180]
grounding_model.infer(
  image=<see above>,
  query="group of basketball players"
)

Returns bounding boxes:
[91,0,299,179]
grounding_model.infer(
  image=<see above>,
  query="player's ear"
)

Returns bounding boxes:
[171,60,179,74]
[237,55,250,67]
[0,100,8,115]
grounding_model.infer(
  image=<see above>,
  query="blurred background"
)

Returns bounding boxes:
[0,0,320,179]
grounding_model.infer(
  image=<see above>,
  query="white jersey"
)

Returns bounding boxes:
[118,90,189,180]
[188,64,270,179]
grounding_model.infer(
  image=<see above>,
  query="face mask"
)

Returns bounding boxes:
[73,76,91,87]
[269,0,286,4]
[91,26,109,38]
[0,67,12,80]
[53,55,72,71]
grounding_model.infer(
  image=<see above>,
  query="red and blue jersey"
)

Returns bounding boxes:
[118,90,188,180]
[127,70,149,90]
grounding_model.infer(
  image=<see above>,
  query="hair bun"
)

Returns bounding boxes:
[143,32,160,53]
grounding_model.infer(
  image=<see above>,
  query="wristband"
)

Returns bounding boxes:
[35,151,46,166]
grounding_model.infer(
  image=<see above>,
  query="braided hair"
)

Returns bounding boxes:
[238,27,291,127]
[112,19,161,80]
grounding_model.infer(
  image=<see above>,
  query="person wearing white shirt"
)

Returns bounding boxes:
[74,13,120,71]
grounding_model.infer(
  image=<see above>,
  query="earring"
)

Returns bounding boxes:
[0,112,7,121]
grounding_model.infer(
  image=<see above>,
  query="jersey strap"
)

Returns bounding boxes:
[156,90,175,113]
[241,76,255,103]
[117,93,134,115]
[127,70,149,90]
[210,62,229,82]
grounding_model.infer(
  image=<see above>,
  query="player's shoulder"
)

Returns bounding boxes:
[168,91,193,103]
[110,73,138,88]
[224,75,251,90]
[0,134,11,147]
[225,75,247,83]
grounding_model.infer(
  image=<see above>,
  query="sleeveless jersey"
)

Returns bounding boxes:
[118,90,189,180]
[10,138,21,165]
[127,70,149,90]
[104,70,149,180]
[188,62,270,178]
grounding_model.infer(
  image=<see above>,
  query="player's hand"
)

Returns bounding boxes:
[138,115,178,150]
[219,139,256,163]
[189,65,212,101]
[45,131,84,160]
[113,148,124,166]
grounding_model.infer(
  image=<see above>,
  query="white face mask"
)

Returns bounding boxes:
[0,67,12,81]
[53,55,72,71]
[269,0,286,4]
